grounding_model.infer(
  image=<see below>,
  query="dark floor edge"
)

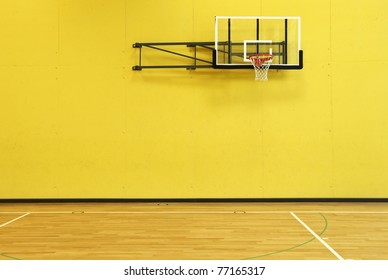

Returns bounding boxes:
[1,198,388,203]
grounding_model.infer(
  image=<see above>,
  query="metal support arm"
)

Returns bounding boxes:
[132,42,215,70]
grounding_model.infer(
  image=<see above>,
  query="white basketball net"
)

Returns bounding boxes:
[249,54,273,81]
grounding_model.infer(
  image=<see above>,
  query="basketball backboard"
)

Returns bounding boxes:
[214,16,302,69]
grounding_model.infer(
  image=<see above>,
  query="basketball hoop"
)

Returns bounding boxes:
[249,51,273,81]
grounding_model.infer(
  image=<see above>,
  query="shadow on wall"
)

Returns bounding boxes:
[130,67,304,109]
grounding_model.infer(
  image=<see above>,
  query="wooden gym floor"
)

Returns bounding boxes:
[0,202,387,260]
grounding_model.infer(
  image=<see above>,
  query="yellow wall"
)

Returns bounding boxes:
[1,0,388,198]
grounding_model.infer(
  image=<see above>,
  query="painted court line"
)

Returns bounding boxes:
[0,211,289,214]
[295,211,388,214]
[1,210,388,215]
[0,213,30,228]
[290,212,344,260]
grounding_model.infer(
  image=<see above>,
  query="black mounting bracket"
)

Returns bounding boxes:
[132,42,215,71]
[132,42,303,70]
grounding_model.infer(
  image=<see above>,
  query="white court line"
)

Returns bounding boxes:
[83,211,388,214]
[1,210,388,214]
[294,211,388,214]
[290,212,344,260]
[78,211,286,214]
[0,213,30,228]
[0,211,289,214]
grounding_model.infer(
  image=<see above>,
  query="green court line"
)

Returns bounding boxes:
[242,213,328,260]
[0,253,22,260]
[0,213,23,260]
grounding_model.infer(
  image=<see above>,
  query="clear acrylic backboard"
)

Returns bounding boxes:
[214,16,302,69]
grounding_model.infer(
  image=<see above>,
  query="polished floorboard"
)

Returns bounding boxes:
[1,202,388,260]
